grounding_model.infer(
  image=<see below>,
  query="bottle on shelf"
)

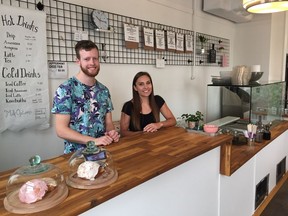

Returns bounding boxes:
[208,43,216,63]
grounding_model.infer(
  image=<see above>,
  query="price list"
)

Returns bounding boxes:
[0,5,50,132]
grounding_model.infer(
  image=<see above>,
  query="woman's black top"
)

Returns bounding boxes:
[121,95,165,131]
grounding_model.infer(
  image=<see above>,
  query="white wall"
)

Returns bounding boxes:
[234,15,272,82]
[1,0,283,172]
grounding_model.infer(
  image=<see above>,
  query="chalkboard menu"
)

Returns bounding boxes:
[0,5,50,133]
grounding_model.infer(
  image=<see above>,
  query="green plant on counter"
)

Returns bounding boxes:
[181,111,204,122]
[181,111,204,130]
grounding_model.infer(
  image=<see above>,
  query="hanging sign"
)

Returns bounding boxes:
[176,33,184,53]
[185,34,193,53]
[143,27,154,50]
[124,23,139,49]
[155,29,165,51]
[0,5,50,133]
[166,31,176,52]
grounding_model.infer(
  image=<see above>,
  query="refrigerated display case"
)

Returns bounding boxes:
[206,81,286,125]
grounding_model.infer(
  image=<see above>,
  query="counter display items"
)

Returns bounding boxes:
[3,155,68,214]
[66,141,118,189]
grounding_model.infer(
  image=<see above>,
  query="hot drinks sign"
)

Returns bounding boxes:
[0,5,49,133]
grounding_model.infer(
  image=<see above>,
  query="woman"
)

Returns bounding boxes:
[120,71,176,137]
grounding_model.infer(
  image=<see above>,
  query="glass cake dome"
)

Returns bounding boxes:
[4,155,68,214]
[66,141,118,189]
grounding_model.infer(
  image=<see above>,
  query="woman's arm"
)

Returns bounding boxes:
[143,102,176,133]
[120,112,142,137]
[159,102,177,127]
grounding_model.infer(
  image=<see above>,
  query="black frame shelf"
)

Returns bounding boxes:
[195,32,230,67]
[1,0,230,67]
[1,0,194,66]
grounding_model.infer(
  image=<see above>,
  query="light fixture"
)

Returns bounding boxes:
[243,0,288,14]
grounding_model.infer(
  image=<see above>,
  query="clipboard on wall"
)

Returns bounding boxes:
[166,31,176,52]
[155,29,165,51]
[124,23,139,49]
[143,27,154,50]
[185,34,193,54]
[175,33,184,53]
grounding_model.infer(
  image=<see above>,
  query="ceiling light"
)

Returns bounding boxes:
[243,0,288,13]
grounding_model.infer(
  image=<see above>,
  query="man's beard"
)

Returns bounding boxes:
[80,64,99,77]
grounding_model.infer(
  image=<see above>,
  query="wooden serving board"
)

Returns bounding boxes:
[66,167,118,189]
[4,183,68,214]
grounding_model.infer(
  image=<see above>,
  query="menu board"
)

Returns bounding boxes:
[124,23,139,49]
[185,34,193,53]
[155,29,165,51]
[0,5,50,133]
[176,33,184,53]
[166,31,176,52]
[143,27,154,50]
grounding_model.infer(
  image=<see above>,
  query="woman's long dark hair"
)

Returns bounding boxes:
[131,72,160,130]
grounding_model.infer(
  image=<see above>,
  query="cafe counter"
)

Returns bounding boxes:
[0,121,288,216]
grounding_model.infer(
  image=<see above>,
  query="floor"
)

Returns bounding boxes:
[260,177,288,216]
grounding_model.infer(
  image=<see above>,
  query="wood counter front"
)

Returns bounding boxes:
[0,121,287,216]
[0,127,231,216]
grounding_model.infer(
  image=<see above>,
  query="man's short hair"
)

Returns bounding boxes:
[75,40,99,59]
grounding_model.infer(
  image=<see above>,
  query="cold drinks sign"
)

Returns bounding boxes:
[0,5,49,133]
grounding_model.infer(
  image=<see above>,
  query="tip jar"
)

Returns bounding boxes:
[66,141,118,189]
[4,155,68,214]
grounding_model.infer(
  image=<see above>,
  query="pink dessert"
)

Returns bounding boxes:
[18,179,48,204]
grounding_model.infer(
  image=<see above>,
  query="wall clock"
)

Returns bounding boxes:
[91,9,109,30]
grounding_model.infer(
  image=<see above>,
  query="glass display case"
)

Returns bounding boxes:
[207,81,286,125]
[66,141,118,189]
[4,155,68,214]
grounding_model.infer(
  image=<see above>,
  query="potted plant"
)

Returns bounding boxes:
[198,35,208,54]
[181,111,204,130]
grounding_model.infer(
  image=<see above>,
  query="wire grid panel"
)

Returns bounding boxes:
[1,0,194,65]
[195,32,230,67]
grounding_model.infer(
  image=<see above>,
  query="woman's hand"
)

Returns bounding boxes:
[143,122,163,133]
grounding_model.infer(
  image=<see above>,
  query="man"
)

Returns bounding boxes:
[51,40,119,154]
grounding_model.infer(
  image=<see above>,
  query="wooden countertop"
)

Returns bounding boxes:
[1,121,287,215]
[220,120,288,176]
[0,126,231,216]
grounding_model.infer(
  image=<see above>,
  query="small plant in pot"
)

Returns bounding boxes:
[181,111,204,130]
[198,35,208,54]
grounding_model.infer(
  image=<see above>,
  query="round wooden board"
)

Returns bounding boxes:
[66,167,118,189]
[4,183,68,214]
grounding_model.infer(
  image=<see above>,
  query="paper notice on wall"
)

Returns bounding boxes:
[176,33,184,53]
[0,5,50,133]
[48,61,68,79]
[166,31,176,51]
[185,34,193,53]
[124,23,139,49]
[155,29,165,51]
[143,27,154,50]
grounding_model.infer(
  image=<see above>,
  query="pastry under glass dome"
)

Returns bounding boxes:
[66,141,118,189]
[4,155,68,214]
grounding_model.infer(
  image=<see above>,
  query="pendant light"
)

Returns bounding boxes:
[243,0,288,13]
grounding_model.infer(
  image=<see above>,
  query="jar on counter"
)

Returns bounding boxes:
[255,129,263,143]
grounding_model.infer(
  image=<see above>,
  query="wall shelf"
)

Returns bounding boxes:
[195,32,230,67]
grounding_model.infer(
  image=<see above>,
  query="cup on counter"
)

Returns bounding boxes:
[247,138,255,146]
